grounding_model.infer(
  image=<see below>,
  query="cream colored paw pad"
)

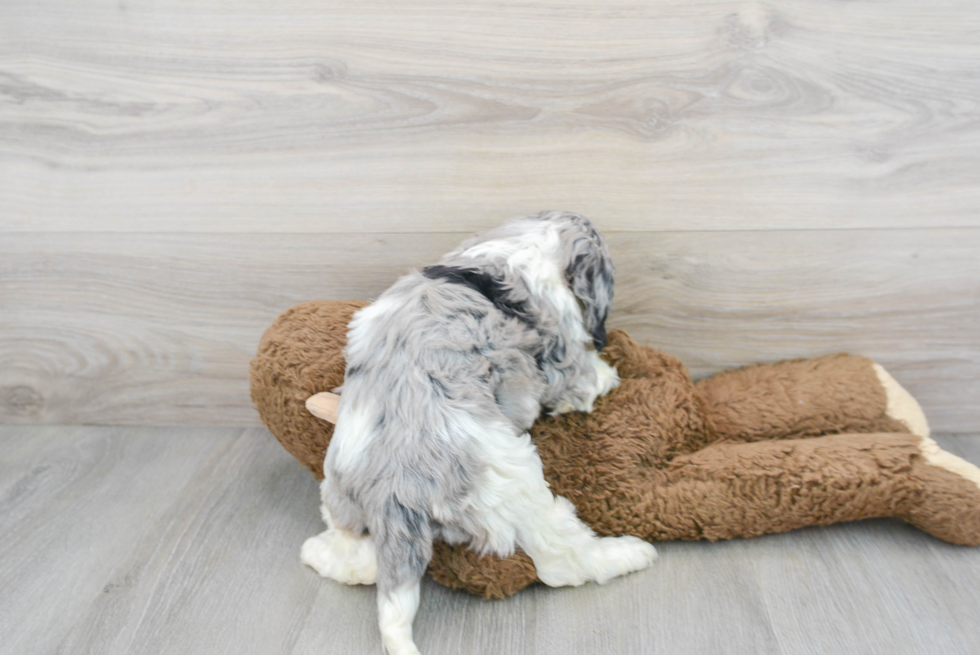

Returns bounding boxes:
[873,363,930,439]
[918,436,980,492]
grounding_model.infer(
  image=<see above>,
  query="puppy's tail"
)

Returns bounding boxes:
[372,497,432,655]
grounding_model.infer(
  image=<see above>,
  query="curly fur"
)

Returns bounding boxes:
[301,212,656,655]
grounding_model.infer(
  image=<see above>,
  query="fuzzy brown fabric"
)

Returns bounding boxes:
[250,300,980,600]
[250,301,367,480]
[696,354,910,442]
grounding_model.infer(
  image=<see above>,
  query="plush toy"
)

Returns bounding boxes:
[250,300,980,599]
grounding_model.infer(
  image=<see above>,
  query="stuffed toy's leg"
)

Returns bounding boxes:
[694,354,927,442]
[644,432,980,546]
[428,433,980,599]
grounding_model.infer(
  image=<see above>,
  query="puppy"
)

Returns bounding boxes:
[301,211,658,655]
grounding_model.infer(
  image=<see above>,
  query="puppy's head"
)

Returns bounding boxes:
[538,211,616,351]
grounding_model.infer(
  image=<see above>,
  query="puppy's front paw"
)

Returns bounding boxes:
[546,354,620,416]
[593,356,620,397]
[552,401,577,415]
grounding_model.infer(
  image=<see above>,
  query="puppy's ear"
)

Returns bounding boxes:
[565,233,615,352]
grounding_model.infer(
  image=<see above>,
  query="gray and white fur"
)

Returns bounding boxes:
[300,211,657,655]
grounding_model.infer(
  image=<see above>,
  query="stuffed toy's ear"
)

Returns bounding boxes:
[306,392,340,424]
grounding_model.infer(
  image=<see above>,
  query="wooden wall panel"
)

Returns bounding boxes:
[2,0,978,431]
[2,0,979,233]
[2,230,977,431]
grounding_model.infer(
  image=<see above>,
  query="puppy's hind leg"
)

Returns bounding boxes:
[520,487,657,587]
[372,498,433,655]
[301,486,377,585]
[474,428,656,588]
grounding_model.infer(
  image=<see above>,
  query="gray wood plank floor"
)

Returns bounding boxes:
[2,426,979,654]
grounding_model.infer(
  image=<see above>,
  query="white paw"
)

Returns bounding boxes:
[535,565,590,587]
[548,356,619,417]
[552,401,577,415]
[534,535,658,588]
[593,355,620,397]
[300,529,377,585]
[591,535,658,584]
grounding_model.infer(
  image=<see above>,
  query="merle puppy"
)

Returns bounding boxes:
[301,211,658,655]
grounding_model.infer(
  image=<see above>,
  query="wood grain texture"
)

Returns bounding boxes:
[2,0,978,431]
[1,426,979,655]
[2,0,979,232]
[611,229,980,432]
[0,426,243,654]
[2,229,978,431]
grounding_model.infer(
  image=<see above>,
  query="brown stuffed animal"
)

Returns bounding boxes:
[250,300,980,599]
